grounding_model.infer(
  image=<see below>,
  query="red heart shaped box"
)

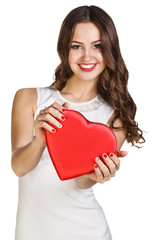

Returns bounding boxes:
[45,109,117,180]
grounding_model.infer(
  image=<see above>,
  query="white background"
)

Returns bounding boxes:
[0,0,159,239]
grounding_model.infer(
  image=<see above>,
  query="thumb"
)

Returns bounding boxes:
[62,102,69,109]
[116,150,128,158]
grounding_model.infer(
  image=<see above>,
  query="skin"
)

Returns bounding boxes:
[11,22,127,189]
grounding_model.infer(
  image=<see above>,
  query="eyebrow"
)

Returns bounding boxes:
[71,39,101,44]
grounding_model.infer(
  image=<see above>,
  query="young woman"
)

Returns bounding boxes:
[11,5,144,240]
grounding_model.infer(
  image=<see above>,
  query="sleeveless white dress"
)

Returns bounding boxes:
[15,87,114,240]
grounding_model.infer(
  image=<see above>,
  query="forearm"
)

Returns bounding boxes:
[11,137,46,177]
[75,175,97,189]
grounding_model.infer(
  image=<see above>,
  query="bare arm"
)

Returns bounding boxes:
[11,88,45,177]
[11,88,69,177]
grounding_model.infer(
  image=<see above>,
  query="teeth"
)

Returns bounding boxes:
[80,64,95,69]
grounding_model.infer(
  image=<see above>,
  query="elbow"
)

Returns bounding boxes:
[11,156,25,178]
[11,162,24,177]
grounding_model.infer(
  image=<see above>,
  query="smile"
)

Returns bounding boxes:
[78,64,97,72]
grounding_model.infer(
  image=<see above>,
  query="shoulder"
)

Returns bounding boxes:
[13,88,37,114]
[14,88,37,100]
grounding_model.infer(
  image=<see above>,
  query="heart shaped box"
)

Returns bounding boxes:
[45,109,117,181]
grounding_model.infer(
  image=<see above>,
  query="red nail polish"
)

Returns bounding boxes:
[109,153,114,157]
[103,153,107,158]
[94,164,98,168]
[61,116,66,120]
[62,109,66,113]
[95,157,100,162]
[52,129,56,133]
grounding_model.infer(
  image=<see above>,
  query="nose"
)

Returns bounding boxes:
[83,47,92,61]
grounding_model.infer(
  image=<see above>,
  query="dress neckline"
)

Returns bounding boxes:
[57,90,99,106]
[49,87,105,112]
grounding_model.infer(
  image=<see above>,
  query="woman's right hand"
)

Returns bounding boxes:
[34,102,69,146]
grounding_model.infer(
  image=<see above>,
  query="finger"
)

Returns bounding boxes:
[51,102,67,114]
[44,106,66,121]
[34,120,56,133]
[95,157,111,182]
[62,102,69,109]
[94,164,106,183]
[39,109,45,115]
[102,153,117,175]
[109,153,120,170]
[36,113,63,129]
[38,105,66,122]
[116,150,128,158]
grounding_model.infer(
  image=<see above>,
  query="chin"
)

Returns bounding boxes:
[79,76,99,82]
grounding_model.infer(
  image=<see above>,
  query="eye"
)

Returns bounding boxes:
[93,44,101,49]
[71,45,81,49]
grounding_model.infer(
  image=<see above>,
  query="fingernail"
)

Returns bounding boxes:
[61,116,66,121]
[94,164,98,168]
[95,157,100,162]
[109,153,114,157]
[103,153,107,158]
[59,123,62,128]
[52,129,56,133]
[62,108,66,113]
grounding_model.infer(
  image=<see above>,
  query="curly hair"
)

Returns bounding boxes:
[52,5,145,147]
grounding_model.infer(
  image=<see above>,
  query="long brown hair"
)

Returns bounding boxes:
[52,5,145,147]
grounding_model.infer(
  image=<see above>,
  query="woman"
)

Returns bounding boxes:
[11,5,144,240]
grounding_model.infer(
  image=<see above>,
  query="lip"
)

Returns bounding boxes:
[78,63,97,72]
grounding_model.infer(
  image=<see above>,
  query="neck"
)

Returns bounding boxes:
[60,75,98,102]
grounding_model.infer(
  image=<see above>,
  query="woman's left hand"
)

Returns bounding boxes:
[86,151,127,184]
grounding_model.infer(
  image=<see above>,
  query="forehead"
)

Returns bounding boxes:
[72,22,101,41]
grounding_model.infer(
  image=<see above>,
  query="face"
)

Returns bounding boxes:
[68,22,106,82]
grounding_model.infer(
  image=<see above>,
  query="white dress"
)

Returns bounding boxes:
[15,87,114,240]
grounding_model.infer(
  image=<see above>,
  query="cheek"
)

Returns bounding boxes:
[68,51,72,66]
[68,50,81,64]
[96,54,106,70]
[96,51,104,61]
[99,53,106,68]
[101,58,106,68]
